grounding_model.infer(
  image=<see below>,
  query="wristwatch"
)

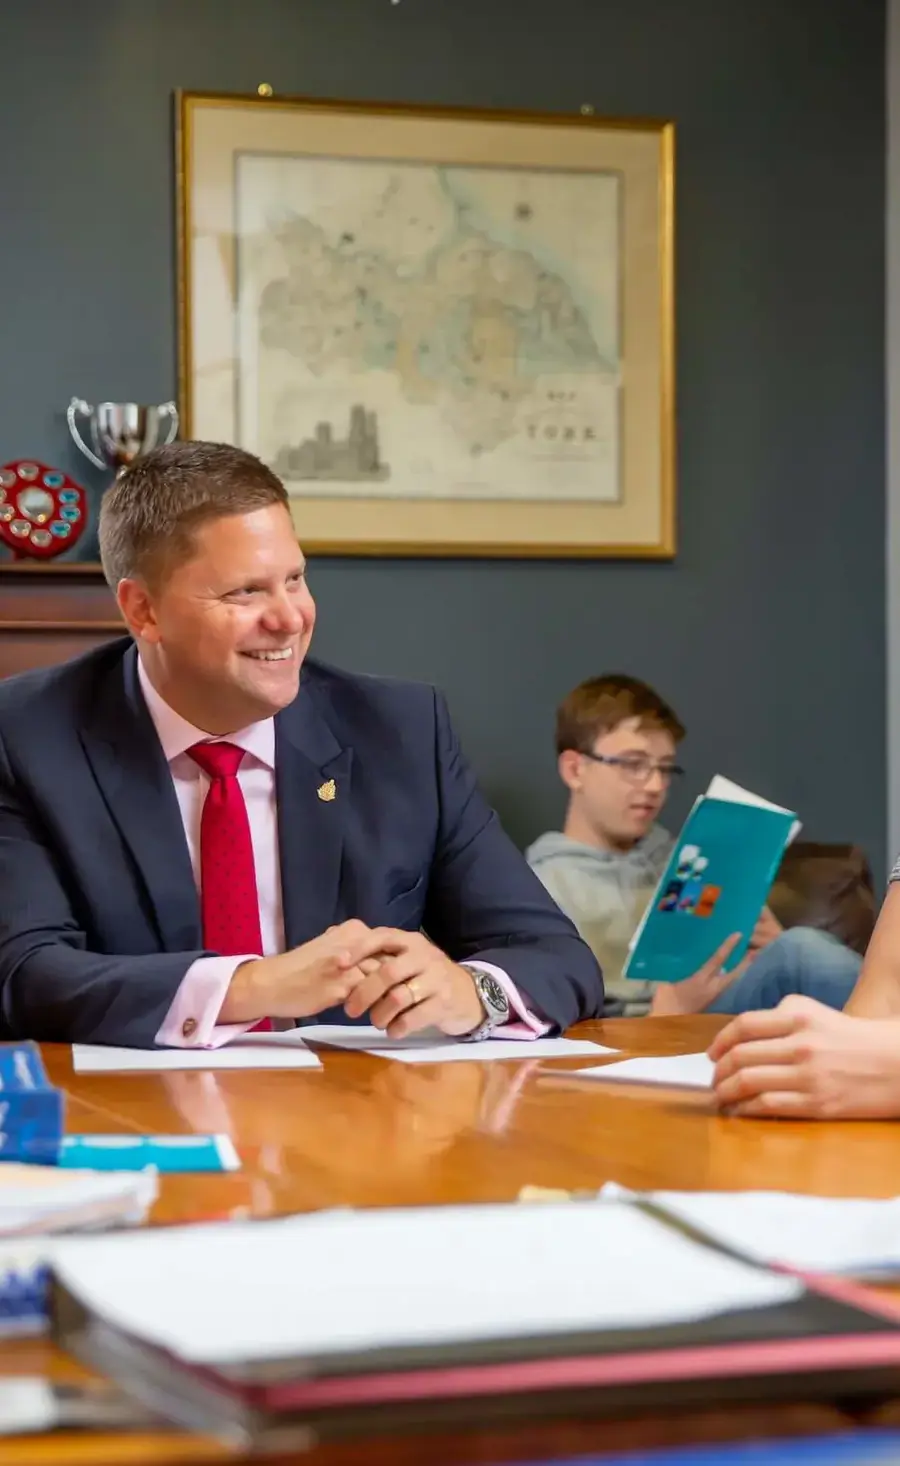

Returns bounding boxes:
[458,965,511,1042]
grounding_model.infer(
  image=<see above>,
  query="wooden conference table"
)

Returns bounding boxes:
[5,1015,900,1464]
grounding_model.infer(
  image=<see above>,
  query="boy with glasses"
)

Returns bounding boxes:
[527,675,863,1017]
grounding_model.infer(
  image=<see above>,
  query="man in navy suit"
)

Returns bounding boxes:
[0,441,602,1047]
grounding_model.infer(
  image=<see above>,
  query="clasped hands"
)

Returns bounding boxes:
[221,921,486,1037]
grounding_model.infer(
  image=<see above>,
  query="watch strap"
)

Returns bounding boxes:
[457,965,510,1042]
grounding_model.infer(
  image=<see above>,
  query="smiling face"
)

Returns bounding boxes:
[118,503,316,733]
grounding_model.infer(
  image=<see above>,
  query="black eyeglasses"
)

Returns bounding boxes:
[579,752,684,785]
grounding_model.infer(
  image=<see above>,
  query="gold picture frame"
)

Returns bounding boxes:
[176,91,675,559]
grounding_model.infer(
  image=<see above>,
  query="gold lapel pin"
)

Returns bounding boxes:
[317,778,337,802]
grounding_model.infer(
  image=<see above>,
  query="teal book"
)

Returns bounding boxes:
[623,776,799,985]
[59,1134,239,1173]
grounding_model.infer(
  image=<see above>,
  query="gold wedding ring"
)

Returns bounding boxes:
[406,979,421,1006]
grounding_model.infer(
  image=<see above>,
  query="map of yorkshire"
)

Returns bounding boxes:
[235,156,622,501]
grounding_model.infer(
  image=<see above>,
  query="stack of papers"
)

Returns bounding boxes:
[48,1201,801,1365]
[50,1202,900,1448]
[0,1163,157,1238]
[0,1167,158,1339]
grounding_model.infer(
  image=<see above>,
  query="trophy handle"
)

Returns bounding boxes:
[158,401,179,447]
[66,398,106,471]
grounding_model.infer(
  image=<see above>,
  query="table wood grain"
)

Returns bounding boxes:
[4,1017,900,1464]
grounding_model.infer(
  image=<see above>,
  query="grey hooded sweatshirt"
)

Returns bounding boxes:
[525,827,674,1014]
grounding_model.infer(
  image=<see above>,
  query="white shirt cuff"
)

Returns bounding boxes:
[155,956,258,1048]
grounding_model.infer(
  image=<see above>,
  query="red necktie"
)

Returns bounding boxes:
[187,741,271,1031]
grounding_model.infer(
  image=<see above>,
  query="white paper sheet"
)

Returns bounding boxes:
[49,1202,800,1366]
[561,1052,714,1090]
[0,1380,58,1435]
[706,775,802,842]
[628,1189,900,1277]
[298,1024,617,1064]
[72,1031,323,1073]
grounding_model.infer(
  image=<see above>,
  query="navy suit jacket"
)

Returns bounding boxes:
[0,639,603,1045]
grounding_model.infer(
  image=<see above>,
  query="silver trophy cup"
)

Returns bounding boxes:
[67,398,179,475]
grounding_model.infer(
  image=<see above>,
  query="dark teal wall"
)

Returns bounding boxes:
[0,0,886,866]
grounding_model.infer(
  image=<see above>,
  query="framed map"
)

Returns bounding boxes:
[177,93,675,558]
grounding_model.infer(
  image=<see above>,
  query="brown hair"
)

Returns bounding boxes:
[98,440,290,589]
[555,674,685,756]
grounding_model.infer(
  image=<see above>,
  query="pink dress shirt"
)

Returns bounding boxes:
[139,663,547,1048]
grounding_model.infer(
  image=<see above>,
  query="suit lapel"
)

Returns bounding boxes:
[79,647,201,951]
[275,677,351,949]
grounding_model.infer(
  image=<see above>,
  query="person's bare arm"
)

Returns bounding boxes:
[844,883,900,1018]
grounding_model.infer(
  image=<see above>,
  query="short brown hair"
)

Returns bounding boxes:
[98,440,290,589]
[555,674,685,756]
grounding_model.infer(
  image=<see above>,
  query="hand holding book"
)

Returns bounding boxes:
[649,932,749,1016]
[649,905,788,1017]
[623,778,799,987]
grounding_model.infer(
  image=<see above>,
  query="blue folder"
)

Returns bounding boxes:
[0,1042,63,1163]
[515,1432,900,1464]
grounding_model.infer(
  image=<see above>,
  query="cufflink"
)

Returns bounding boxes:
[182,1017,198,1038]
